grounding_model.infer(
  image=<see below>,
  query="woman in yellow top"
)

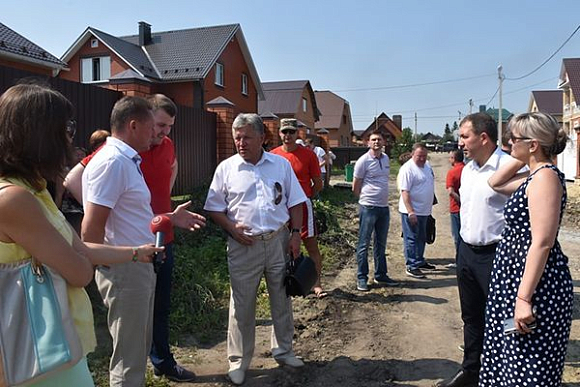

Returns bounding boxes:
[0,84,162,386]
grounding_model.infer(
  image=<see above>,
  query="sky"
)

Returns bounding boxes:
[3,0,580,135]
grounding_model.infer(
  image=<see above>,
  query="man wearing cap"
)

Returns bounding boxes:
[271,118,326,298]
[204,113,306,386]
[352,129,397,291]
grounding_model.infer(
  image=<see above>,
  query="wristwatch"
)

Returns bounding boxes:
[291,228,301,234]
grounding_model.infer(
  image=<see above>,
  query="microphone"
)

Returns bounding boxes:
[150,214,172,273]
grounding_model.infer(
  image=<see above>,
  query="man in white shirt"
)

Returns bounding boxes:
[82,96,205,387]
[204,113,306,386]
[305,138,328,186]
[398,143,435,279]
[436,113,514,387]
[352,130,397,291]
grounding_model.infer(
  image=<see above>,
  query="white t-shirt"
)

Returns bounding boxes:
[204,151,306,235]
[397,160,435,216]
[353,151,390,207]
[82,137,154,246]
[313,146,327,174]
[459,147,514,245]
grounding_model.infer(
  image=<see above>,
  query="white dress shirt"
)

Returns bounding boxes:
[459,147,514,245]
[82,136,155,246]
[204,151,307,235]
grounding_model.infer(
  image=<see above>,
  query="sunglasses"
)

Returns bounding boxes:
[274,182,282,205]
[281,129,297,135]
[66,120,77,138]
[510,135,532,143]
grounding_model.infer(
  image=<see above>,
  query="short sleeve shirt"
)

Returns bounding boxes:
[82,137,154,246]
[270,145,321,198]
[353,151,390,207]
[313,146,327,173]
[397,160,435,216]
[446,162,464,213]
[204,152,307,235]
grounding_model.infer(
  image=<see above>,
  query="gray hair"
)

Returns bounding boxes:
[232,113,264,136]
[508,112,568,157]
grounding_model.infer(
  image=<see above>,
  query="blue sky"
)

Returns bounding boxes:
[4,0,579,134]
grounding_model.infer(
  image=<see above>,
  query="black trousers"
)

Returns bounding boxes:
[456,239,497,373]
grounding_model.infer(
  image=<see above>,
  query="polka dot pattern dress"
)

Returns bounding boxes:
[480,165,573,387]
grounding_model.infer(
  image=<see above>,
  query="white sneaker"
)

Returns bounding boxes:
[227,369,245,385]
[276,356,305,368]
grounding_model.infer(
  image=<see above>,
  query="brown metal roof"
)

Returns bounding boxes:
[315,90,350,130]
[531,90,562,115]
[258,80,320,120]
[561,58,580,102]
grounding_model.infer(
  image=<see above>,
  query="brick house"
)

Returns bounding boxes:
[258,80,320,147]
[558,58,580,180]
[59,22,264,114]
[0,22,67,76]
[357,113,403,150]
[314,90,353,147]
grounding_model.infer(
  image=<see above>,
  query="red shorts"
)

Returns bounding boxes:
[301,199,317,239]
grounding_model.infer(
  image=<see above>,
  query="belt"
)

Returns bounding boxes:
[251,225,287,241]
[463,241,498,252]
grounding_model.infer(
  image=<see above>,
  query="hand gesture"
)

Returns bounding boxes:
[170,201,206,231]
[229,223,254,245]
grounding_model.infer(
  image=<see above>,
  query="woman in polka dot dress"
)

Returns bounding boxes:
[482,112,573,386]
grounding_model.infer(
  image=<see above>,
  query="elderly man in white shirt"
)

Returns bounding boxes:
[204,113,306,386]
[436,113,516,387]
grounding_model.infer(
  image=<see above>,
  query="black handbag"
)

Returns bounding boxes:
[284,254,317,297]
[426,215,436,244]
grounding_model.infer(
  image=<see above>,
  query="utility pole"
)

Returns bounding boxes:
[414,112,417,140]
[498,65,504,147]
[469,99,473,114]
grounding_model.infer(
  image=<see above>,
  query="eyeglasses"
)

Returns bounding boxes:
[66,120,77,138]
[510,135,532,143]
[274,182,282,205]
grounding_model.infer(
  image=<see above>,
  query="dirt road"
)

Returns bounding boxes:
[171,152,580,387]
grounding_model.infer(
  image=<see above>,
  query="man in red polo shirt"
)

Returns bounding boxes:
[445,148,465,267]
[270,119,326,298]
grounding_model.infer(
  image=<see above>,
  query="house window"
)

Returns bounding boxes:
[343,115,347,124]
[302,97,307,112]
[241,73,248,95]
[81,56,110,83]
[90,39,99,48]
[215,63,224,87]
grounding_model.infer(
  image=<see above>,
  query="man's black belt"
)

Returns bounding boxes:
[463,241,498,253]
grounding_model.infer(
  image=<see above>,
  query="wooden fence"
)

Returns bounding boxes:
[330,146,369,168]
[0,65,217,195]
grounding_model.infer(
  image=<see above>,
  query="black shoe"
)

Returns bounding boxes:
[154,364,196,382]
[419,262,436,270]
[406,268,426,278]
[434,369,478,387]
[373,276,399,287]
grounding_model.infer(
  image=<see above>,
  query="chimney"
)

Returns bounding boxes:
[392,115,402,130]
[479,105,486,113]
[139,21,152,46]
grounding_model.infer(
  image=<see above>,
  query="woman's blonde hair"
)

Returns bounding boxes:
[507,112,568,157]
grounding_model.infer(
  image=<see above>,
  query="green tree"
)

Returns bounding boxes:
[441,123,454,143]
[391,127,414,159]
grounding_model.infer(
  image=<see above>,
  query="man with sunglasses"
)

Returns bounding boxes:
[436,112,520,387]
[204,113,306,385]
[271,118,326,297]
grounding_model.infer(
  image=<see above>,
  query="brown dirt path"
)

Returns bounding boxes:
[168,152,580,387]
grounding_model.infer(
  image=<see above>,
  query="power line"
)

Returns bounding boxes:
[332,73,495,92]
[505,24,580,81]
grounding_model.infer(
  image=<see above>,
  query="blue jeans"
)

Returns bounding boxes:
[150,243,176,372]
[401,213,428,270]
[356,205,390,281]
[450,212,461,254]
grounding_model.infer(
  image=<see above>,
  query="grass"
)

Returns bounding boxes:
[87,184,359,385]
